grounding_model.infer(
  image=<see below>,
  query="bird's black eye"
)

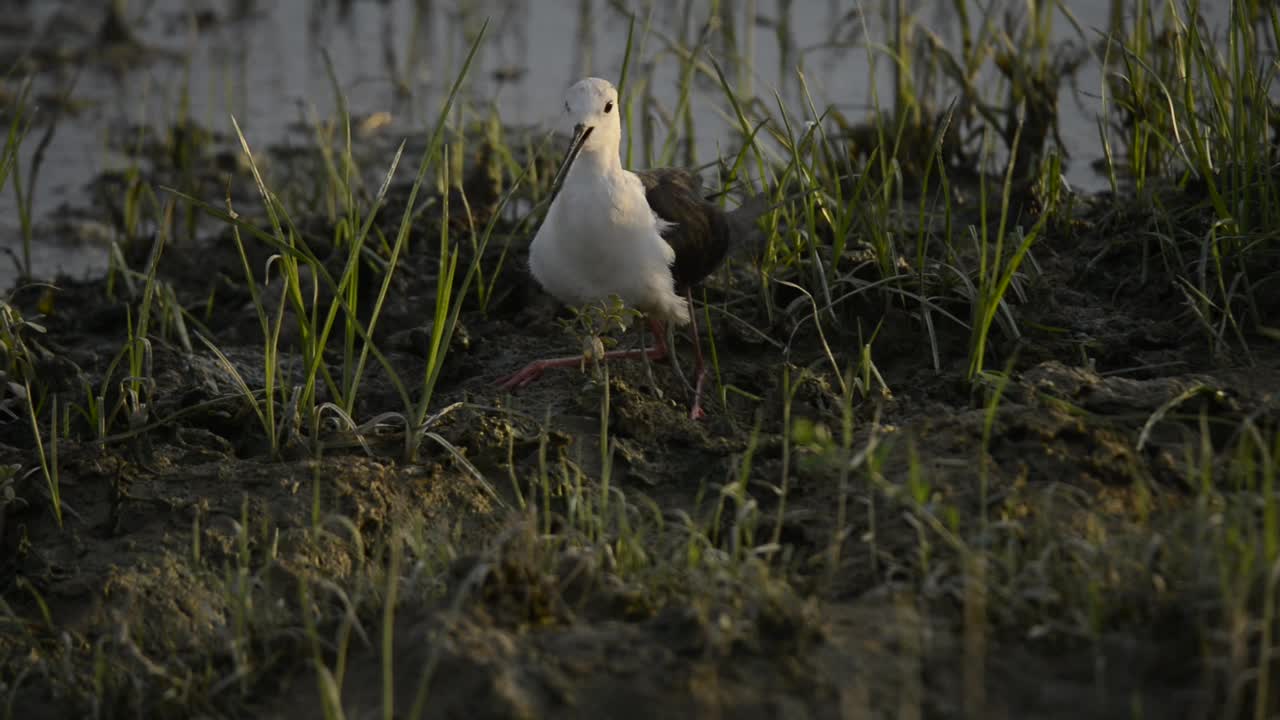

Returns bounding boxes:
[604,101,614,114]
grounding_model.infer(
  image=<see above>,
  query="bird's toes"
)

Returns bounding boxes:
[496,366,541,391]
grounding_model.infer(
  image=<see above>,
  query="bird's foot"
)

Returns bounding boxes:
[497,344,669,394]
[496,361,554,391]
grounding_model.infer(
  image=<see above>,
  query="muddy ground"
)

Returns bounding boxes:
[1,110,1276,720]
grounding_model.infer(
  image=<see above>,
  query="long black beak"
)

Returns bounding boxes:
[549,124,594,195]
[568,123,593,163]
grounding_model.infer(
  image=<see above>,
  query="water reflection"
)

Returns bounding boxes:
[0,0,1239,284]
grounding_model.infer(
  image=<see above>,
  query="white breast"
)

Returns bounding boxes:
[529,169,690,325]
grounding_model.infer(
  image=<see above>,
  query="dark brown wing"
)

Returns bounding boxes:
[635,168,733,293]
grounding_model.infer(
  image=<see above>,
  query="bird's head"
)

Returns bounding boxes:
[562,77,620,157]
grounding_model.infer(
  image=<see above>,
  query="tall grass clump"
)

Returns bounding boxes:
[965,122,1059,379]
[0,79,66,516]
[678,0,1084,385]
[1103,0,1279,353]
[172,22,530,471]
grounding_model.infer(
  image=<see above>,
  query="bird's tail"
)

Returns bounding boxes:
[724,185,828,260]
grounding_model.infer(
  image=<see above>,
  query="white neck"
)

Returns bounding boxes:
[569,142,623,181]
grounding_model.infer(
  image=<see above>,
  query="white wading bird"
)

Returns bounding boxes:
[497,77,766,419]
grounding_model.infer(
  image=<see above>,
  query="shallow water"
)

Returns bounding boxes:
[0,0,1231,287]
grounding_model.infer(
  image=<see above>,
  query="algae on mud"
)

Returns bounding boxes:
[3,1,1280,719]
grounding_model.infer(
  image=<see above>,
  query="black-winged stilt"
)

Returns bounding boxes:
[498,77,765,419]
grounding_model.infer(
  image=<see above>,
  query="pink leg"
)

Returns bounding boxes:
[686,290,709,420]
[497,319,668,391]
